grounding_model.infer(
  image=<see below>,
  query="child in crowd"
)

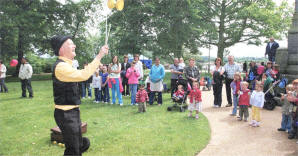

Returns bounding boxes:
[272,64,280,81]
[278,84,294,132]
[249,81,265,127]
[265,61,273,79]
[92,71,102,103]
[172,85,185,102]
[101,65,110,103]
[238,82,250,122]
[136,83,149,113]
[230,72,242,116]
[188,82,202,119]
[257,62,265,80]
[288,79,298,143]
[126,61,140,106]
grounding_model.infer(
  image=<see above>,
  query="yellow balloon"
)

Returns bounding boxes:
[107,0,116,9]
[116,0,124,11]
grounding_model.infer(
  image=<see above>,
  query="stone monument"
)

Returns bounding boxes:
[276,0,298,82]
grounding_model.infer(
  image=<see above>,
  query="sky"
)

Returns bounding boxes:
[59,0,296,58]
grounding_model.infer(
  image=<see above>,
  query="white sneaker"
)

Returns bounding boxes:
[105,102,108,104]
[93,100,97,103]
[120,103,123,106]
[96,101,100,103]
[88,96,91,99]
[135,103,138,106]
[82,97,86,99]
[110,102,114,105]
[131,103,134,106]
[215,105,219,108]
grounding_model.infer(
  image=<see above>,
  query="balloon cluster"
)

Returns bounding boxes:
[107,0,124,11]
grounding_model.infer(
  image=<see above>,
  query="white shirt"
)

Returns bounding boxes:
[92,75,102,90]
[250,90,265,108]
[269,42,273,49]
[179,63,185,69]
[72,60,79,69]
[0,64,7,78]
[19,63,33,80]
[135,61,143,79]
[210,65,224,74]
[109,63,121,78]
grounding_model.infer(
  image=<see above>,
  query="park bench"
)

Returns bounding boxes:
[50,122,87,143]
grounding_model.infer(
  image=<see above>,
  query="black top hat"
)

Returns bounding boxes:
[50,35,72,56]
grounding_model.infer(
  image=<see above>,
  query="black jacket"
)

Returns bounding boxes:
[265,41,279,56]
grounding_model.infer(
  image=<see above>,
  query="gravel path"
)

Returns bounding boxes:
[198,87,298,156]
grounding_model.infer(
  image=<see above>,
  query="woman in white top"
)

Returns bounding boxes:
[108,56,123,105]
[210,58,225,107]
[0,60,8,92]
[134,54,143,80]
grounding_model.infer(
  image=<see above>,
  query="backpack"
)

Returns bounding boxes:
[248,71,255,81]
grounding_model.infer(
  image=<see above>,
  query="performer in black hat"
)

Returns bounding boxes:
[51,35,108,156]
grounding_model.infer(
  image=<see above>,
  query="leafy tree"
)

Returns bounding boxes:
[197,0,292,59]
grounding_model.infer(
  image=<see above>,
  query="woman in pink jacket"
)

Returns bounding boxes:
[126,61,140,105]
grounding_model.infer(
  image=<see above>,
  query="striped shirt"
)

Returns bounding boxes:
[224,63,242,79]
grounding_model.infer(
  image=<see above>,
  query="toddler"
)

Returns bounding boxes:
[188,82,202,119]
[238,82,250,122]
[278,84,294,132]
[136,84,149,113]
[249,81,265,127]
[92,71,102,103]
[230,72,242,116]
[172,85,185,102]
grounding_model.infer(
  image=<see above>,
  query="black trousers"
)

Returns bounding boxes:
[149,91,162,105]
[170,79,178,97]
[225,78,233,105]
[54,108,89,156]
[21,79,33,97]
[212,84,223,107]
[290,108,298,137]
[122,78,129,96]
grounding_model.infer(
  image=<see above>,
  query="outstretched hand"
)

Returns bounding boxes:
[97,45,109,59]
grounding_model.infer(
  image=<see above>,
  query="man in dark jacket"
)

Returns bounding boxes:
[51,35,108,156]
[265,37,279,63]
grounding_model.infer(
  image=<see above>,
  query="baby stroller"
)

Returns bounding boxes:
[263,78,282,110]
[167,77,189,112]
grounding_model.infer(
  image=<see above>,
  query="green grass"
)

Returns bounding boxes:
[0,80,210,156]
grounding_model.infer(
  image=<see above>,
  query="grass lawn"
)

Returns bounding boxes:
[0,80,210,156]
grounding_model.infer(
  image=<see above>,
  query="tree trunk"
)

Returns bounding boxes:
[217,0,227,61]
[15,27,24,76]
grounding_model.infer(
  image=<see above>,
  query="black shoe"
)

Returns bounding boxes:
[288,134,295,139]
[277,128,286,131]
[29,96,33,98]
[20,96,26,98]
[225,104,232,107]
[81,137,90,153]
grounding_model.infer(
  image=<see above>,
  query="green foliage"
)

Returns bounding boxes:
[0,80,210,156]
[197,0,293,59]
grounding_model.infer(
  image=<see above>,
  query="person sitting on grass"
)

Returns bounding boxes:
[136,83,149,113]
[278,84,294,133]
[172,85,185,102]
[230,72,242,116]
[238,82,250,122]
[249,81,265,127]
[188,81,202,119]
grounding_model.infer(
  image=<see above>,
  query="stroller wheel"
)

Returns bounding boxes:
[167,107,172,111]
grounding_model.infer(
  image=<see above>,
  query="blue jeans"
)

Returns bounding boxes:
[111,78,123,104]
[232,94,238,115]
[130,84,138,105]
[82,82,92,98]
[281,114,292,131]
[94,88,102,102]
[102,85,110,102]
[149,91,162,105]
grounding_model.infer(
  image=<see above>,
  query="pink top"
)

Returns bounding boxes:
[126,67,140,84]
[136,89,149,103]
[257,65,265,75]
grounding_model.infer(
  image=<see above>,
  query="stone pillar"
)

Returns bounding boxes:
[275,48,288,73]
[285,0,298,81]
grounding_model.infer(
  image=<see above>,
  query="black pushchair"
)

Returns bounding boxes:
[167,77,189,112]
[263,78,287,110]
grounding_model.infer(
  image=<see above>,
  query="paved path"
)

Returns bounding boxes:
[198,87,298,156]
